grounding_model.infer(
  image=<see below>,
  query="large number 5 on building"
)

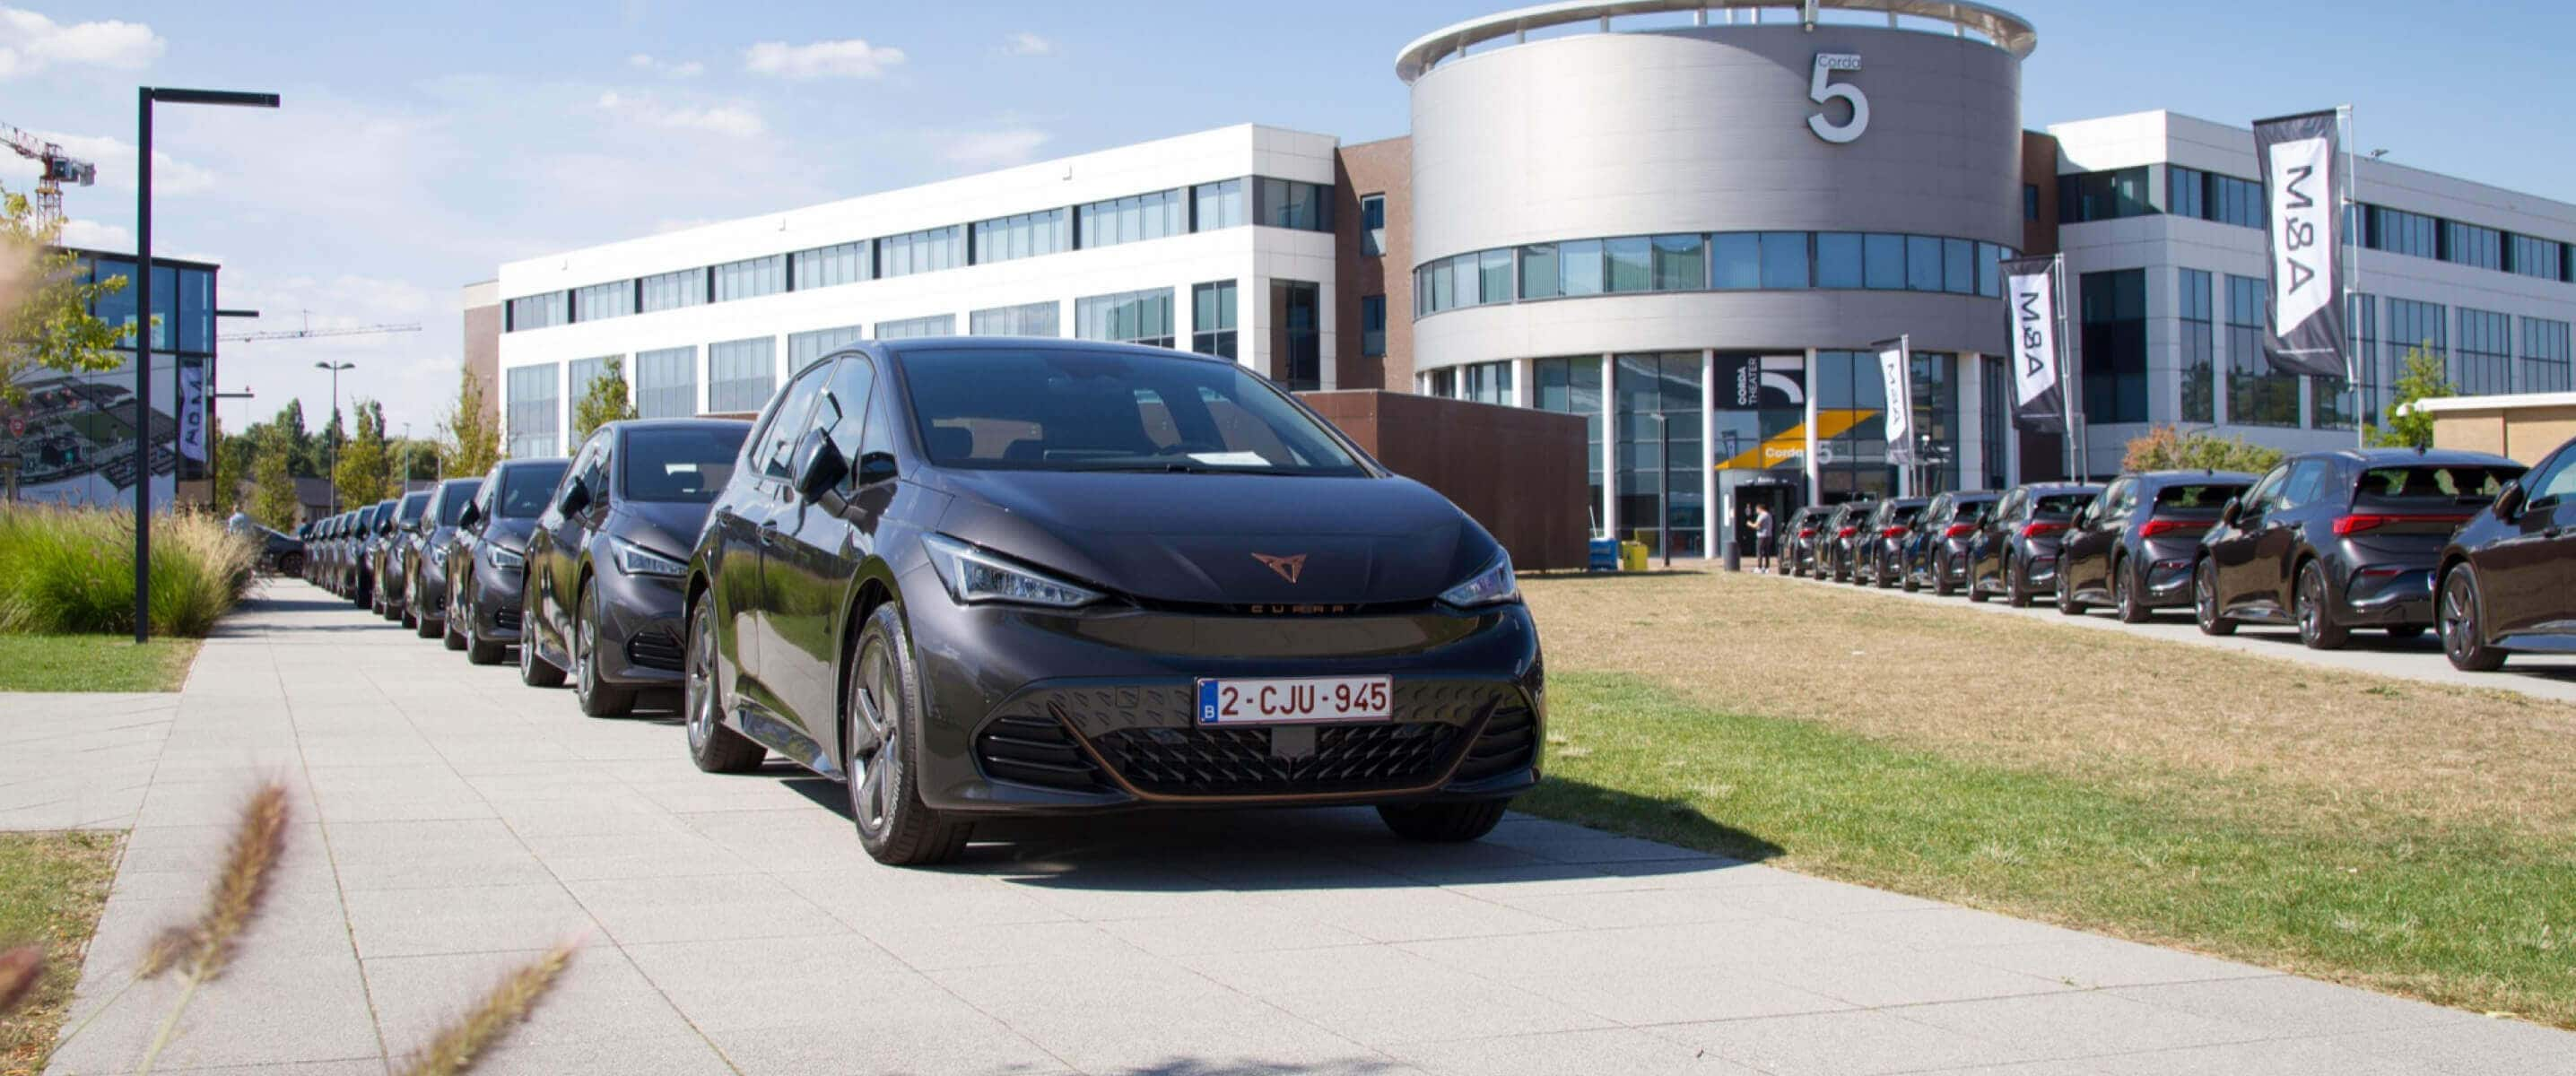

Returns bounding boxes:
[1808,52,1867,143]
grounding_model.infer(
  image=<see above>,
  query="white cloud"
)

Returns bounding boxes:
[999,32,1056,56]
[933,127,1050,169]
[596,91,764,138]
[625,52,703,77]
[56,217,128,249]
[0,7,163,78]
[0,131,218,195]
[743,38,904,79]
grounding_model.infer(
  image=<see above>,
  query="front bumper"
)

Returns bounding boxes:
[594,568,687,687]
[903,577,1545,817]
[466,560,527,644]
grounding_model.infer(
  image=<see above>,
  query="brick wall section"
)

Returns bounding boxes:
[1334,137,1414,392]
[1300,390,1590,570]
[462,296,500,422]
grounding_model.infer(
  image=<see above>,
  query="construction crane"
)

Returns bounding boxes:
[2,121,96,230]
[219,311,422,343]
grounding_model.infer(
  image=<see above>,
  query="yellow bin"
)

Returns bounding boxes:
[1619,541,1649,572]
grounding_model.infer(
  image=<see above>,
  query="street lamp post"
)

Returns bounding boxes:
[317,361,353,515]
[135,86,280,645]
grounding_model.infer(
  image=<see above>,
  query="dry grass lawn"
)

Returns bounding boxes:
[0,830,121,1075]
[1523,564,2576,837]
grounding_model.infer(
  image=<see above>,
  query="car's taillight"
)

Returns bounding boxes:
[2333,512,2472,536]
[2020,521,2066,539]
[2139,519,2207,538]
[1882,525,1909,539]
[1838,526,1858,538]
[1797,527,1816,539]
[1945,523,1977,539]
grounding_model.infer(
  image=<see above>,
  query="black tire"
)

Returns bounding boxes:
[847,603,970,866]
[2294,560,2349,651]
[2054,568,2085,616]
[2194,559,2235,637]
[2006,557,2032,608]
[1933,555,1955,597]
[685,597,767,774]
[2114,557,2151,624]
[1379,800,1511,842]
[518,590,567,689]
[2387,625,2427,641]
[2439,566,2507,672]
[1898,554,1919,592]
[402,576,422,631]
[573,581,637,716]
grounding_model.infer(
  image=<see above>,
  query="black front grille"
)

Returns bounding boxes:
[626,629,684,672]
[492,608,522,631]
[1092,721,1462,797]
[1454,706,1537,783]
[974,714,1108,793]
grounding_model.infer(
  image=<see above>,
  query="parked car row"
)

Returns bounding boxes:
[293,338,1545,866]
[1780,444,2562,673]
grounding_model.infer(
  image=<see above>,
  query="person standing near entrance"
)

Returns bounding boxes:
[1753,504,1777,572]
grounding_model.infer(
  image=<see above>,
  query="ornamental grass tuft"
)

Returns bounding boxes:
[0,506,253,637]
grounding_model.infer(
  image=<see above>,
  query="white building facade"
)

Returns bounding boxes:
[493,125,1339,458]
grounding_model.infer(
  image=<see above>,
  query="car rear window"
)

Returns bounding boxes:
[898,347,1365,476]
[498,463,569,518]
[2355,464,2522,508]
[2032,493,2091,516]
[2154,483,2245,511]
[623,426,749,504]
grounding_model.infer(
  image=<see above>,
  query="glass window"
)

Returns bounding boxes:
[1430,256,1457,311]
[1644,235,1704,291]
[1076,191,1182,249]
[2178,269,2215,425]
[706,336,778,413]
[1815,232,1864,289]
[1942,238,1975,295]
[1360,195,1387,256]
[787,325,866,367]
[754,363,831,481]
[573,280,631,322]
[2369,206,2439,258]
[879,224,963,278]
[2444,221,2503,271]
[1361,294,1386,357]
[1557,239,1605,297]
[898,346,1363,473]
[1712,233,1761,290]
[875,314,954,340]
[639,268,705,313]
[2058,167,2154,223]
[2509,234,2565,282]
[2355,464,2522,508]
[1191,178,1245,230]
[791,240,869,290]
[1760,232,1809,290]
[712,254,785,302]
[1614,352,1706,556]
[634,346,696,419]
[1253,178,1331,231]
[1191,281,1238,359]
[2388,299,2448,391]
[504,363,561,457]
[1863,233,1906,290]
[974,207,1071,263]
[2348,294,2380,424]
[1978,242,2006,298]
[497,460,569,516]
[2456,308,2511,395]
[1460,360,1513,405]
[1075,288,1176,348]
[1533,357,1606,526]
[178,266,212,353]
[1478,249,1512,304]
[1606,237,1651,292]
[822,355,879,473]
[1519,243,1561,299]
[567,356,617,419]
[2168,166,2206,220]
[2081,269,2150,425]
[969,301,1059,337]
[622,424,746,504]
[2224,273,2298,427]
[505,291,568,332]
[1271,281,1321,390]
[1905,235,1944,292]
[2520,317,2572,394]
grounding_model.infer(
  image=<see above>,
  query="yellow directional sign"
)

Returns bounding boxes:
[1713,409,1878,470]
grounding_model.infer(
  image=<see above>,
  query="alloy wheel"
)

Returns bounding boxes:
[574,594,596,699]
[847,638,901,834]
[685,603,717,751]
[2296,561,2346,649]
[2441,568,2505,672]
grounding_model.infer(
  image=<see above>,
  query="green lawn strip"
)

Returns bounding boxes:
[0,830,124,1072]
[1525,672,2576,1028]
[0,636,200,692]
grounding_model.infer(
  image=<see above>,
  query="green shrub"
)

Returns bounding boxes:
[0,507,253,637]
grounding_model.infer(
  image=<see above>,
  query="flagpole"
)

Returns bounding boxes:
[2051,254,2080,479]
[2341,102,2363,448]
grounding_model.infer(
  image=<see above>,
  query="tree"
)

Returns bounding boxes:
[2122,425,2285,474]
[2369,343,2454,450]
[439,366,501,479]
[334,397,394,508]
[248,428,302,530]
[0,183,135,404]
[315,405,347,480]
[571,357,636,441]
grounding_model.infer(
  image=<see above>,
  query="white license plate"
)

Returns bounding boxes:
[1196,676,1392,725]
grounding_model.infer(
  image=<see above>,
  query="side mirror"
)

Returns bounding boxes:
[792,430,849,502]
[856,450,899,487]
[2494,480,2527,520]
[457,500,482,530]
[557,478,591,516]
[2218,498,2241,526]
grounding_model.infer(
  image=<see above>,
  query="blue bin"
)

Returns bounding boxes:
[1587,538,1621,572]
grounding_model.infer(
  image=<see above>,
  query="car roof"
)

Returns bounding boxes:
[2308,447,2523,468]
[2128,470,2257,485]
[441,476,481,490]
[604,417,754,435]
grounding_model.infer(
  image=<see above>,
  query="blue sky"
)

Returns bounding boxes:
[5,0,2572,438]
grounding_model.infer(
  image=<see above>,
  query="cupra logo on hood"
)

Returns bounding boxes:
[1250,552,1307,583]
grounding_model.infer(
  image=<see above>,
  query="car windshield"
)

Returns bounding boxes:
[396,494,429,525]
[2154,482,2245,511]
[498,463,569,518]
[437,483,481,525]
[2356,464,2522,507]
[622,426,747,504]
[898,347,1367,476]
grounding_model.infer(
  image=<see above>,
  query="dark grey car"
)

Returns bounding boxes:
[445,458,570,664]
[406,477,484,638]
[1965,482,2101,607]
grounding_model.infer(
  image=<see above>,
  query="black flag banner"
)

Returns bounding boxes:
[2252,109,2349,378]
[1999,256,2067,433]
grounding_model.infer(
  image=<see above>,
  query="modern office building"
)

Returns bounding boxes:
[484,0,2576,554]
[1,247,222,508]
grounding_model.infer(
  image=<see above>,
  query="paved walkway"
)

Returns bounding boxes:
[18,584,2576,1074]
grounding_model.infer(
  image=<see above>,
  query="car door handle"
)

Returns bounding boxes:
[757,521,781,546]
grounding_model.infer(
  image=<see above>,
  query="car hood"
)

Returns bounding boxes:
[611,500,712,560]
[483,516,539,554]
[930,469,1493,606]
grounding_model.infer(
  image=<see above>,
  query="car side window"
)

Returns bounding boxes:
[2242,465,2288,514]
[760,366,834,482]
[2527,449,2576,506]
[825,357,879,482]
[2279,460,2331,511]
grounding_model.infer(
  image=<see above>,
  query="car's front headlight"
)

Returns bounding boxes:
[921,534,1103,608]
[1440,553,1519,608]
[612,537,687,577]
[487,543,526,570]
